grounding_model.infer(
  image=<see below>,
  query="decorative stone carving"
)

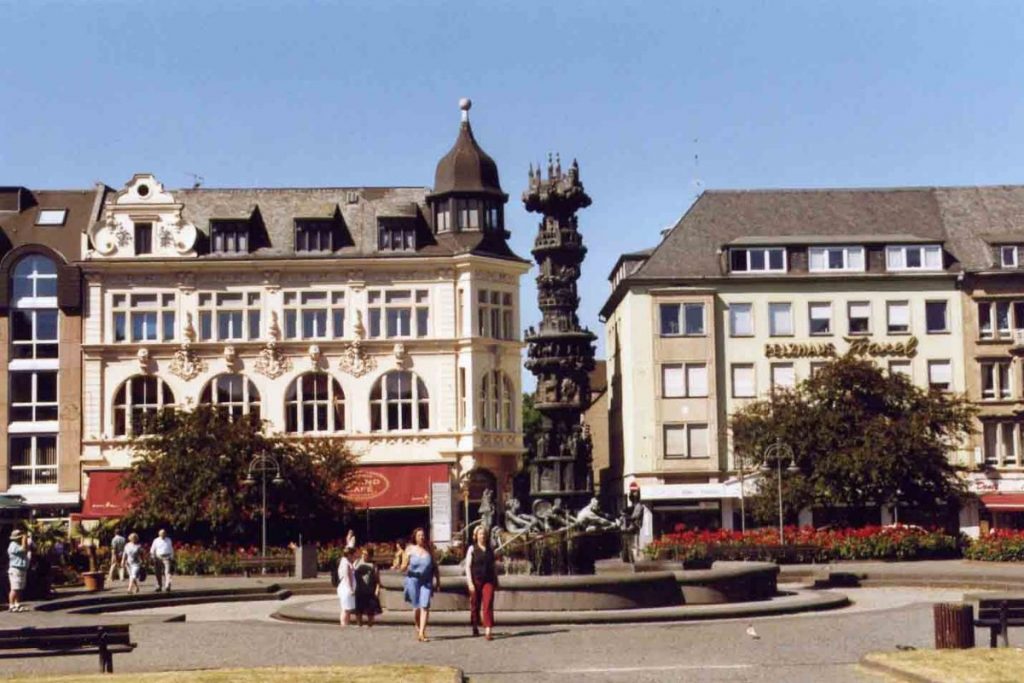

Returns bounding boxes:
[136,348,152,373]
[224,345,239,370]
[309,344,323,368]
[253,312,292,379]
[168,314,207,380]
[338,311,375,377]
[393,343,410,369]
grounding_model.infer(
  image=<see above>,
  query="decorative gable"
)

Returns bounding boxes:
[87,174,198,259]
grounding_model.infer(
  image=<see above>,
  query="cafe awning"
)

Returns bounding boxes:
[80,470,133,519]
[980,493,1024,511]
[344,463,450,510]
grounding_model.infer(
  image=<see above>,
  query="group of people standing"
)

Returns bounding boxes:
[108,528,175,594]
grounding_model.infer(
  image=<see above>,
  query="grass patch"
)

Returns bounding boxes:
[865,649,1024,682]
[1,664,459,683]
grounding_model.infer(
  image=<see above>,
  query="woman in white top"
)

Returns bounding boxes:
[336,546,356,628]
[121,533,142,595]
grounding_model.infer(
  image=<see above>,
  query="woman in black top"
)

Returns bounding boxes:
[465,525,498,640]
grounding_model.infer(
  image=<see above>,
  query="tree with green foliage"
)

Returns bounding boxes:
[731,356,976,526]
[120,405,357,542]
[522,392,543,454]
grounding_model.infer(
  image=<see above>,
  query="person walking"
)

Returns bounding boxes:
[353,547,382,627]
[336,547,356,628]
[401,527,440,642]
[389,539,405,570]
[150,529,174,592]
[108,530,126,582]
[6,529,29,612]
[122,533,143,595]
[466,524,498,640]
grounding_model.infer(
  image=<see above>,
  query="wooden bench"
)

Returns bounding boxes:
[0,624,136,673]
[238,557,293,578]
[974,598,1024,648]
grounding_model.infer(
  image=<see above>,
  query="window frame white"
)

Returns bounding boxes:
[477,289,515,340]
[8,434,58,486]
[729,247,787,274]
[368,289,429,339]
[885,244,943,272]
[284,372,345,433]
[808,302,833,336]
[729,303,753,337]
[283,290,344,340]
[111,292,176,343]
[927,359,953,391]
[370,370,430,432]
[808,246,865,273]
[886,300,911,335]
[200,373,262,420]
[768,302,793,337]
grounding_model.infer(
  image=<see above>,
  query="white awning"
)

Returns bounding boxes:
[640,482,741,501]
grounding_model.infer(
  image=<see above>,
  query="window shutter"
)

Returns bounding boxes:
[662,366,685,397]
[687,365,708,397]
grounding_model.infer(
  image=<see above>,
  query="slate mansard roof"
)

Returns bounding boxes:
[601,185,1024,316]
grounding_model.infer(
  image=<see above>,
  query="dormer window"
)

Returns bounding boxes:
[134,222,153,255]
[434,199,452,233]
[730,247,786,273]
[1001,245,1020,268]
[456,199,481,230]
[808,246,864,272]
[35,209,67,226]
[378,221,416,252]
[886,244,942,271]
[211,221,250,254]
[295,220,333,253]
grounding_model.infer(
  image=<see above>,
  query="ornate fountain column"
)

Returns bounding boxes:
[522,155,596,512]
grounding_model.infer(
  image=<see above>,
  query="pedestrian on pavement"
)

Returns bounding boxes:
[7,529,29,612]
[401,527,440,642]
[466,524,498,640]
[150,529,174,592]
[354,547,382,627]
[336,546,356,628]
[122,533,143,595]
[390,539,405,570]
[108,529,126,582]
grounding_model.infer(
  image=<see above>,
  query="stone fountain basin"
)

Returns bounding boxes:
[379,561,778,611]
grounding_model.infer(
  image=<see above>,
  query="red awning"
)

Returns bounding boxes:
[344,464,450,509]
[80,471,133,519]
[981,493,1024,511]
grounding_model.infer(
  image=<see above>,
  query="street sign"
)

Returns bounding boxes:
[430,481,452,545]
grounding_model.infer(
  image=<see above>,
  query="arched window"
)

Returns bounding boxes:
[370,371,429,432]
[479,371,515,432]
[11,255,58,360]
[285,373,345,433]
[113,376,175,436]
[200,374,261,420]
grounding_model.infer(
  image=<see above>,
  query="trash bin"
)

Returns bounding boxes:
[934,603,975,649]
[294,543,317,579]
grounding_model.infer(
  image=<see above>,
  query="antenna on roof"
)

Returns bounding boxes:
[691,137,704,199]
[185,172,205,189]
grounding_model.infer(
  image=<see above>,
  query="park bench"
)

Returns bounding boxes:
[238,556,293,577]
[973,597,1024,648]
[0,624,135,673]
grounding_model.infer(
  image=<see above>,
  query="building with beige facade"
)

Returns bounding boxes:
[601,187,1024,538]
[75,102,529,539]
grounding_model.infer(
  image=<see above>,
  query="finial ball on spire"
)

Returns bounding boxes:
[459,97,472,112]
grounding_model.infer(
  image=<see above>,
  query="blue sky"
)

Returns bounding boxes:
[3,1,1024,385]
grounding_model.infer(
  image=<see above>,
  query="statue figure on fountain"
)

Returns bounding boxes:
[504,498,543,534]
[478,489,495,531]
[574,497,619,532]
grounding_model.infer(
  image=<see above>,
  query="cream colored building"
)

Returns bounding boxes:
[76,104,530,539]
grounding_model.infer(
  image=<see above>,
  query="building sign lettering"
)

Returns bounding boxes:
[765,336,918,359]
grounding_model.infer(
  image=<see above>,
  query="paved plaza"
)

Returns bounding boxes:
[0,584,980,682]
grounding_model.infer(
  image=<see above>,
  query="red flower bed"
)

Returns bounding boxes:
[645,524,962,564]
[964,529,1024,562]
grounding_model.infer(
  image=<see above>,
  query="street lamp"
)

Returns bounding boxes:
[760,441,800,544]
[243,451,285,571]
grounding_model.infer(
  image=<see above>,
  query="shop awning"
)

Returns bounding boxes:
[344,464,450,509]
[981,493,1024,511]
[80,470,133,518]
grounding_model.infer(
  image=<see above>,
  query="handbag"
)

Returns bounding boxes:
[137,565,147,582]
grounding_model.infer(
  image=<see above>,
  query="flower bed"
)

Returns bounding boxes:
[645,525,963,564]
[964,529,1024,562]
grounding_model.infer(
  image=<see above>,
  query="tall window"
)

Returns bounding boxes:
[295,220,333,253]
[729,303,753,337]
[925,301,949,334]
[808,246,865,272]
[984,421,1020,467]
[10,371,58,422]
[9,435,57,486]
[885,244,942,271]
[661,364,708,398]
[200,374,262,419]
[11,256,58,360]
[370,371,429,432]
[981,362,1012,400]
[210,221,250,254]
[434,199,452,233]
[284,291,345,339]
[199,292,261,341]
[479,371,515,432]
[1001,246,1020,269]
[134,222,153,255]
[808,303,832,335]
[285,373,345,433]
[112,293,176,343]
[978,301,1024,340]
[768,302,793,337]
[478,290,515,339]
[729,247,786,273]
[659,303,704,336]
[847,302,871,335]
[113,376,175,436]
[664,424,709,459]
[368,289,429,338]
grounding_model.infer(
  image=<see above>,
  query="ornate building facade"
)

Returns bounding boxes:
[77,101,529,537]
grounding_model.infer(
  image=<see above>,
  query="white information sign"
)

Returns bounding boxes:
[430,481,453,545]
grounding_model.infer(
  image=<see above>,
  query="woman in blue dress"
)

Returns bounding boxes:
[401,527,441,642]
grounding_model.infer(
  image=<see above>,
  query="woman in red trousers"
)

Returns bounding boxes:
[465,524,498,640]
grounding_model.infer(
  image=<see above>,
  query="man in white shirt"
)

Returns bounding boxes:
[150,529,174,592]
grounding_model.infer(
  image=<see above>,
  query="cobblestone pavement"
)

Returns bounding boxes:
[0,587,980,682]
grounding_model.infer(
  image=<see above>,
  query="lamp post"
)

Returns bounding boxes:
[760,441,799,544]
[243,452,284,571]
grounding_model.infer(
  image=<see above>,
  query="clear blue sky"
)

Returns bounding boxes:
[3,1,1024,386]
